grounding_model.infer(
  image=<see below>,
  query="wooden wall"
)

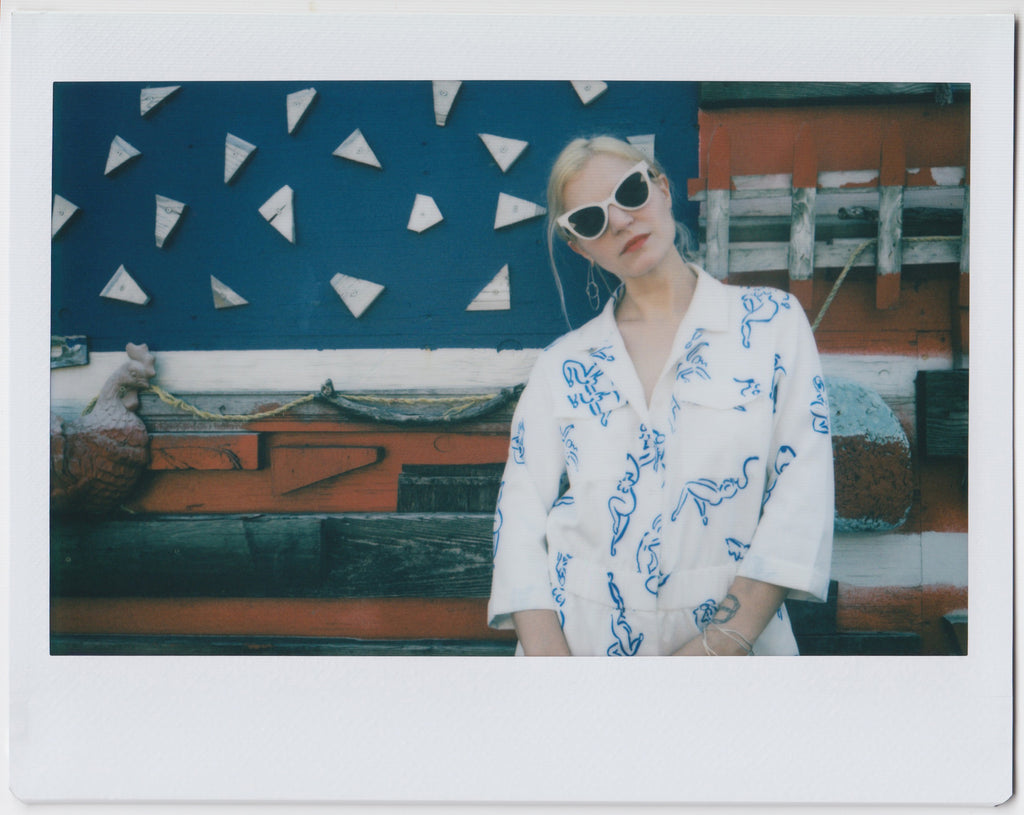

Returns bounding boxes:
[50,83,970,656]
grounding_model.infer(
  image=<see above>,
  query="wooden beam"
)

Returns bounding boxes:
[149,432,260,470]
[705,125,731,279]
[323,513,494,597]
[788,125,817,309]
[957,183,970,363]
[50,596,504,640]
[876,125,906,309]
[270,444,384,494]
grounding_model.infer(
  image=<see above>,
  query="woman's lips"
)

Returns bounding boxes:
[621,234,649,254]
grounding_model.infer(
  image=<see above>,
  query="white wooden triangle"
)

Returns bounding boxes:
[105,135,141,175]
[466,264,511,311]
[155,195,186,248]
[333,129,382,169]
[100,265,149,305]
[140,85,180,117]
[51,194,79,238]
[258,185,295,243]
[571,80,607,105]
[494,192,546,229]
[627,134,656,162]
[478,133,528,173]
[330,273,385,318]
[210,275,249,309]
[224,133,257,183]
[432,80,462,126]
[407,194,444,232]
[286,87,317,134]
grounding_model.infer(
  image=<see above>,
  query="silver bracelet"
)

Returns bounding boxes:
[706,624,755,656]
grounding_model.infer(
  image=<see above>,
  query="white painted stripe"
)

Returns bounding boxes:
[832,531,967,588]
[50,348,953,417]
[50,347,541,413]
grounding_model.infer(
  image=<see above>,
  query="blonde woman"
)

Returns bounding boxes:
[488,136,834,656]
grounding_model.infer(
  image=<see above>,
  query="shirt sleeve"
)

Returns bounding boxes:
[736,303,835,602]
[487,357,569,630]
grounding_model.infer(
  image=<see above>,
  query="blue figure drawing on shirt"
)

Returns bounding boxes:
[563,359,620,426]
[492,481,504,558]
[734,377,761,399]
[636,514,669,595]
[608,454,640,555]
[637,424,666,474]
[771,354,786,414]
[762,445,797,510]
[725,537,750,562]
[561,424,580,471]
[671,455,759,525]
[606,572,644,656]
[740,288,791,349]
[693,598,718,631]
[669,395,682,432]
[810,375,830,434]
[590,345,616,362]
[511,419,526,464]
[551,552,573,627]
[676,328,711,383]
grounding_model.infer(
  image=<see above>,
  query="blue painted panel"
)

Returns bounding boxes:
[52,81,699,352]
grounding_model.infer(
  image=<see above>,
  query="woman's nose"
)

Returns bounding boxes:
[606,204,634,231]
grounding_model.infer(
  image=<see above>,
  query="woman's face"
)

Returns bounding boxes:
[561,152,676,281]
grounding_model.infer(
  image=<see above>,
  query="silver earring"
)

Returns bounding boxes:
[586,261,600,310]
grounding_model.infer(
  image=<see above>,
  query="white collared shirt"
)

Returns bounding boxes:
[488,266,834,656]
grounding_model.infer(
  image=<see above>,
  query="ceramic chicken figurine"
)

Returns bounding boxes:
[51,343,156,515]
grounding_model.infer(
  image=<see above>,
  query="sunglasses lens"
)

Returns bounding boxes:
[566,206,607,239]
[615,171,649,208]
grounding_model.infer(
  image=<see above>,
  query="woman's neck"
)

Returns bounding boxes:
[615,255,697,324]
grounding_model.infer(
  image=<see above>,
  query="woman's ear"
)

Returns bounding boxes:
[655,172,671,204]
[568,241,589,259]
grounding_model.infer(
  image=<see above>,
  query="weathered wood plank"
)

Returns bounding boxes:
[323,513,494,598]
[701,235,960,274]
[396,463,505,512]
[917,370,968,457]
[270,445,384,495]
[51,515,324,597]
[149,432,260,470]
[704,126,731,280]
[876,126,906,309]
[50,596,502,640]
[699,82,967,108]
[126,430,509,514]
[51,635,516,657]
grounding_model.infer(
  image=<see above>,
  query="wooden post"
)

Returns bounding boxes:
[876,125,906,309]
[957,173,970,366]
[705,126,731,280]
[788,125,817,310]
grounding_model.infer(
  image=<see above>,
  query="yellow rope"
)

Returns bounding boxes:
[810,235,960,333]
[116,383,507,423]
[146,383,318,421]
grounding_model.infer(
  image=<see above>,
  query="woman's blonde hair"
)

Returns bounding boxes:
[545,136,696,326]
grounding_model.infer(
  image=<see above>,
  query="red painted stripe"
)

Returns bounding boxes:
[696,102,968,178]
[792,125,817,189]
[707,126,731,190]
[836,584,967,655]
[879,123,907,187]
[51,597,516,641]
